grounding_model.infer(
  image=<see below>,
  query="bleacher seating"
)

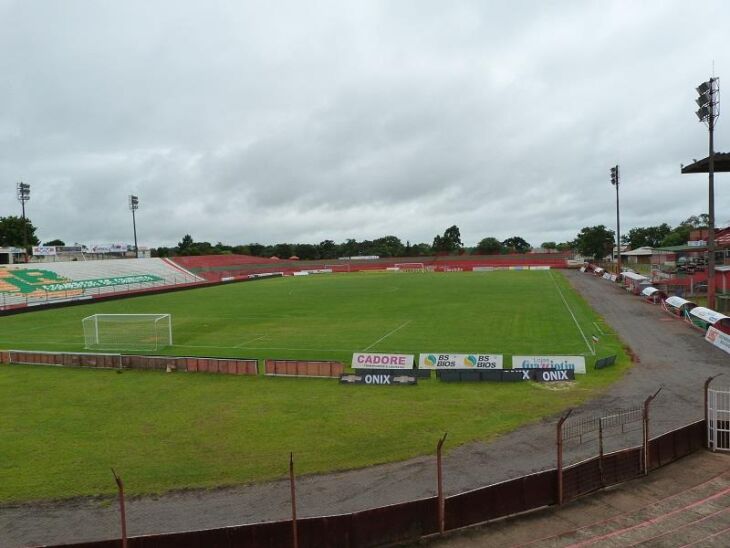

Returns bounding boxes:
[0,258,204,310]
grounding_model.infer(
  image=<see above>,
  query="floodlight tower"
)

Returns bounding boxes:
[129,195,139,259]
[610,166,621,275]
[17,182,30,262]
[695,78,719,309]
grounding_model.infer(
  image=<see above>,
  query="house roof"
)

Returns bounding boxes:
[621,246,655,256]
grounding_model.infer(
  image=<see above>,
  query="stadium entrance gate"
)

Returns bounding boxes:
[707,387,730,451]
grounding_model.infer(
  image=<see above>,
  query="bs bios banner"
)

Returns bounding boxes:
[705,326,730,355]
[419,353,503,369]
[352,353,414,369]
[512,355,587,374]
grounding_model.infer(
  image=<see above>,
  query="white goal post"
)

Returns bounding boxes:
[82,314,173,351]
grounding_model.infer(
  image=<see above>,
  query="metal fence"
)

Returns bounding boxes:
[47,417,706,548]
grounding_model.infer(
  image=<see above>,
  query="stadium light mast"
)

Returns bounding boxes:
[695,77,719,309]
[610,166,621,275]
[17,182,30,262]
[129,195,139,259]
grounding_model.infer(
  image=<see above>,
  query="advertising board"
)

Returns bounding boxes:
[32,246,57,256]
[511,355,586,374]
[352,353,414,369]
[339,373,417,385]
[418,353,503,369]
[705,326,730,355]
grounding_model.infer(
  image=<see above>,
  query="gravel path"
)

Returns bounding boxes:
[1,270,727,547]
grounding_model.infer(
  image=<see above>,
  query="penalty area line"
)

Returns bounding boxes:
[549,271,595,356]
[362,320,412,352]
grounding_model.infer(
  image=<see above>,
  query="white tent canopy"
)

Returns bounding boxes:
[622,271,649,282]
[665,296,695,309]
[689,307,729,325]
[641,287,659,297]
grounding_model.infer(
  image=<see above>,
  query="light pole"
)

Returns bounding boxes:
[129,195,139,259]
[17,182,31,262]
[696,78,719,309]
[610,166,621,275]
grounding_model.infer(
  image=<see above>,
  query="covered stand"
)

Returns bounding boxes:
[688,307,730,334]
[663,296,697,317]
[641,286,667,304]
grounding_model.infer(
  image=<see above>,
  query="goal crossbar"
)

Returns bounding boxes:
[82,313,173,351]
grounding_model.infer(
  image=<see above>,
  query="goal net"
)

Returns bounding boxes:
[394,262,427,272]
[82,314,173,351]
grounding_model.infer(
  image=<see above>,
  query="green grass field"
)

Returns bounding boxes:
[0,271,628,502]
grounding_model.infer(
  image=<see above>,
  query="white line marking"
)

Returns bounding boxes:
[362,320,412,352]
[549,271,595,355]
[593,322,606,335]
[235,336,266,348]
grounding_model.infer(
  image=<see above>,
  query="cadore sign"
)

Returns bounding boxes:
[418,353,503,369]
[352,353,414,369]
[512,355,586,374]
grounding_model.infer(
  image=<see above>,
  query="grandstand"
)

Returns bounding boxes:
[171,253,571,281]
[0,258,203,311]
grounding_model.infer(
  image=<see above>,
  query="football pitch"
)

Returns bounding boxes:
[0,271,628,502]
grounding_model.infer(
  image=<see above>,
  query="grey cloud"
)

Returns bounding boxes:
[0,0,728,248]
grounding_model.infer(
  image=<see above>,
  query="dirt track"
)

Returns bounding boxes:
[1,270,728,547]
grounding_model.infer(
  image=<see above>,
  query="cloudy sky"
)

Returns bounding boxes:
[1,0,729,248]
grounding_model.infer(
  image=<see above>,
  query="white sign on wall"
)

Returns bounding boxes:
[352,353,414,369]
[32,246,57,256]
[511,355,587,374]
[418,353,503,369]
[706,326,730,355]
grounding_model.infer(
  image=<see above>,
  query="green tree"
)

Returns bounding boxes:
[0,216,40,248]
[43,239,65,246]
[176,234,194,254]
[475,237,503,254]
[317,240,338,259]
[622,224,671,249]
[574,225,615,260]
[541,241,557,250]
[660,214,709,247]
[432,225,462,254]
[501,236,531,254]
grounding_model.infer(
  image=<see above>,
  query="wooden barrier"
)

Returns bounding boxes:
[8,350,122,369]
[265,359,344,378]
[5,351,257,376]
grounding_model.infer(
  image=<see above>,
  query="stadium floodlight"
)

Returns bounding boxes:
[83,313,172,351]
[694,77,720,309]
[609,166,621,275]
[16,182,31,262]
[129,194,139,259]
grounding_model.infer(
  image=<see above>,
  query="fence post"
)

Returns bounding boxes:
[598,417,605,487]
[556,409,572,505]
[705,375,721,450]
[290,452,298,548]
[111,468,127,548]
[436,432,447,534]
[643,387,662,475]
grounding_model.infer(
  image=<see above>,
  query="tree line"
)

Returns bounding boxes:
[154,226,542,259]
[0,214,711,262]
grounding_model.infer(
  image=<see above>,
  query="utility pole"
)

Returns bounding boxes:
[610,166,621,274]
[129,195,139,258]
[17,182,31,262]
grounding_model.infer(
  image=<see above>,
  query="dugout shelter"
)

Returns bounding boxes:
[641,286,667,304]
[688,307,730,335]
[663,296,697,317]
